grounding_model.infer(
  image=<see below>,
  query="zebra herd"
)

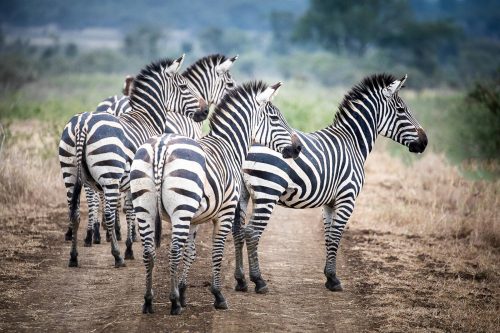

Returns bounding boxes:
[58,53,428,316]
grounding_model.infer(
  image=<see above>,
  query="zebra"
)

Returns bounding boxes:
[232,74,428,294]
[63,55,238,247]
[64,55,208,269]
[116,54,239,259]
[61,75,135,245]
[129,81,303,315]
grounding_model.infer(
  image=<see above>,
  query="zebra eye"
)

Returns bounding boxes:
[269,114,280,121]
[396,107,405,113]
[226,81,234,88]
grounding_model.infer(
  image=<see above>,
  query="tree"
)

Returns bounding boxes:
[294,0,412,54]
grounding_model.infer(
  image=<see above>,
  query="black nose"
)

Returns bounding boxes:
[192,108,209,122]
[281,143,302,159]
[408,128,428,153]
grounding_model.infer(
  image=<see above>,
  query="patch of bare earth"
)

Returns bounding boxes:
[0,127,498,332]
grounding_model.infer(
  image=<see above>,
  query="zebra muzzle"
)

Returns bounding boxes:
[281,133,302,159]
[193,98,209,122]
[408,128,428,153]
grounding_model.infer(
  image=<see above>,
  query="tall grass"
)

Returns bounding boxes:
[359,150,500,248]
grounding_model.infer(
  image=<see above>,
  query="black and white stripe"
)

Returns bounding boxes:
[63,55,238,247]
[232,74,428,293]
[61,75,134,245]
[63,55,207,269]
[129,81,302,315]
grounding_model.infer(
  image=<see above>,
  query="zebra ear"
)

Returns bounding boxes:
[382,74,407,98]
[165,54,185,75]
[122,75,134,96]
[256,81,282,104]
[216,55,238,74]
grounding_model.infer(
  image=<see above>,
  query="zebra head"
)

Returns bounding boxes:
[158,54,208,122]
[183,54,238,121]
[130,55,207,123]
[378,75,428,153]
[254,82,302,159]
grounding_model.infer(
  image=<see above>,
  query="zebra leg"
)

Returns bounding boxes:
[142,243,156,314]
[245,199,278,294]
[131,217,138,242]
[124,194,135,260]
[233,186,250,292]
[68,199,80,268]
[83,186,99,247]
[103,192,111,242]
[210,217,232,310]
[179,226,199,307]
[92,192,104,244]
[115,198,122,241]
[323,202,353,292]
[169,221,190,315]
[64,193,73,241]
[103,188,125,268]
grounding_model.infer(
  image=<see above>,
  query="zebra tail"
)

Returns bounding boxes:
[69,122,87,225]
[152,138,168,249]
[232,201,242,234]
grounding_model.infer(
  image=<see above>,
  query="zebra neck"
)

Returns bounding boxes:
[120,110,166,139]
[331,102,378,160]
[203,111,252,166]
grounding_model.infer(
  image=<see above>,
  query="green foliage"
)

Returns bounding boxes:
[199,28,253,55]
[123,26,163,59]
[467,73,500,115]
[0,73,125,124]
[295,0,412,54]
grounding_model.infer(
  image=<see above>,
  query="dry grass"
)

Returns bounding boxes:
[0,120,66,215]
[356,145,500,249]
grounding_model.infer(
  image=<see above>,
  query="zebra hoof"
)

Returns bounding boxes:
[93,224,101,244]
[84,230,93,247]
[142,299,154,314]
[170,300,182,315]
[114,257,126,268]
[124,249,134,260]
[65,229,72,241]
[325,276,343,292]
[234,278,248,292]
[68,256,78,268]
[214,300,228,310]
[211,287,228,310]
[252,277,268,294]
[179,283,187,307]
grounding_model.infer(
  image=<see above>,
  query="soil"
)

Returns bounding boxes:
[0,203,498,332]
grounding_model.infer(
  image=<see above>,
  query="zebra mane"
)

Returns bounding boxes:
[209,80,268,127]
[129,58,176,108]
[335,73,396,121]
[183,54,228,76]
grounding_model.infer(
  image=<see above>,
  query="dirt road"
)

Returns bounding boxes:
[0,187,498,332]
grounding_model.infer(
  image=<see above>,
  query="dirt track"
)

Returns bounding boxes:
[0,167,499,332]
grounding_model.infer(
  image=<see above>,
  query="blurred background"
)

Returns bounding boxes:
[0,0,498,175]
[0,2,498,330]
[0,0,498,231]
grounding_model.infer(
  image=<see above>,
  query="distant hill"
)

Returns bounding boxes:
[0,0,308,31]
